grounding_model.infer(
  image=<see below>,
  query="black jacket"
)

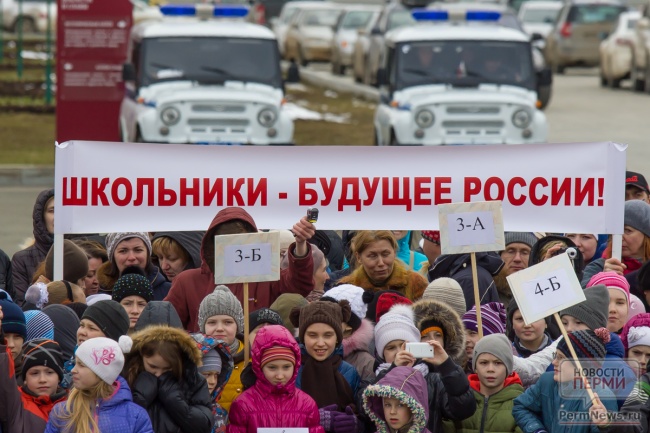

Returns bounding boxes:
[0,249,13,299]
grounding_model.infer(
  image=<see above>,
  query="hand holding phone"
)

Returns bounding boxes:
[405,342,434,358]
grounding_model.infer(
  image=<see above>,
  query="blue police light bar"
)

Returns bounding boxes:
[160,5,196,16]
[465,10,501,21]
[411,9,449,21]
[213,5,249,17]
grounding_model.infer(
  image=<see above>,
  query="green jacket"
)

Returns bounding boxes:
[444,373,524,433]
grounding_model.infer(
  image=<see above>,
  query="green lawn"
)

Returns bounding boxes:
[0,112,55,164]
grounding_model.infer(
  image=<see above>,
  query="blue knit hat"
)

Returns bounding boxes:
[0,299,26,339]
[24,310,55,341]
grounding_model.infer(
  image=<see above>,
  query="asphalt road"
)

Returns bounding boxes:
[0,69,648,257]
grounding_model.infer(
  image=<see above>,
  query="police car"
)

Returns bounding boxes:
[374,10,550,146]
[119,4,294,145]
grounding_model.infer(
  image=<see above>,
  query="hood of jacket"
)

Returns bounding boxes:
[528,235,585,270]
[363,366,429,433]
[606,331,625,358]
[468,372,523,395]
[33,189,54,252]
[342,318,374,357]
[97,263,166,293]
[429,252,504,281]
[252,325,301,394]
[152,231,205,270]
[42,304,80,360]
[190,333,234,403]
[135,301,183,331]
[101,376,134,408]
[129,325,203,367]
[200,207,258,274]
[411,299,466,366]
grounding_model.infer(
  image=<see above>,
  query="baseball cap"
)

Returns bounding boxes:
[626,171,649,194]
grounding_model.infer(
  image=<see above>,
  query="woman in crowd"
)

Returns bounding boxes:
[151,231,204,283]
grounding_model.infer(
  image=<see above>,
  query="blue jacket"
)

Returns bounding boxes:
[45,376,153,433]
[396,232,427,272]
[513,372,618,433]
[296,345,360,395]
[149,266,171,300]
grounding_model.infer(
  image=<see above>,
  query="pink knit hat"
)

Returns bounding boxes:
[629,294,646,320]
[587,271,630,306]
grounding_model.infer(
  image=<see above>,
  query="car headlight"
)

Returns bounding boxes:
[512,109,532,129]
[160,107,180,126]
[415,109,435,128]
[258,108,278,127]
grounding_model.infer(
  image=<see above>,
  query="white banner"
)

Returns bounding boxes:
[54,141,626,234]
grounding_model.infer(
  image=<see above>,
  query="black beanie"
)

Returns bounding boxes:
[81,300,130,341]
[249,308,283,332]
[112,266,154,303]
[22,338,64,381]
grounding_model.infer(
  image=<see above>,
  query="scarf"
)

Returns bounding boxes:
[301,353,355,410]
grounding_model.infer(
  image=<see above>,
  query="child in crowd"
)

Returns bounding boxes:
[111,266,154,334]
[198,285,246,411]
[192,333,234,433]
[0,337,67,433]
[45,337,153,433]
[363,366,431,433]
[290,300,360,433]
[507,299,553,358]
[228,325,324,433]
[462,302,507,374]
[0,296,26,381]
[125,325,213,433]
[248,307,284,348]
[513,329,618,433]
[620,313,650,377]
[445,334,524,433]
[587,272,630,334]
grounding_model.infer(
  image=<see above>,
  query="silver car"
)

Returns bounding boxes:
[331,5,380,75]
[284,3,343,65]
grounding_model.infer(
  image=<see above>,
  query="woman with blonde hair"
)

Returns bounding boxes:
[337,231,427,301]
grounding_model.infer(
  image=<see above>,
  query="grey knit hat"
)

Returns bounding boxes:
[504,232,538,249]
[198,348,222,374]
[422,278,466,317]
[624,200,650,238]
[560,284,609,330]
[105,232,152,261]
[198,285,244,334]
[473,333,514,375]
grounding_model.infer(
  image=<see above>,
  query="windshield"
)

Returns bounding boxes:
[140,37,282,88]
[567,5,625,24]
[341,11,375,29]
[394,40,535,90]
[387,10,415,31]
[301,9,341,26]
[521,8,560,24]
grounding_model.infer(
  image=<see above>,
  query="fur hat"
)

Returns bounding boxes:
[413,299,466,365]
[129,325,202,370]
[0,299,26,339]
[473,333,513,375]
[587,271,630,306]
[25,310,54,340]
[374,305,421,361]
[81,300,130,341]
[105,232,152,261]
[198,285,244,334]
[22,338,64,381]
[111,266,154,303]
[363,290,413,323]
[422,278,466,318]
[44,240,89,283]
[560,284,609,330]
[556,328,610,365]
[76,336,133,385]
[290,300,351,344]
[624,200,650,238]
[462,302,507,336]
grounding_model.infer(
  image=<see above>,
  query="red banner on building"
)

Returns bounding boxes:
[56,0,133,142]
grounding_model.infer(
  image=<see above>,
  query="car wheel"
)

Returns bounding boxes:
[374,130,380,146]
[331,57,340,75]
[389,130,399,146]
[297,47,308,67]
[364,59,374,86]
[644,54,650,94]
[135,127,144,143]
[599,70,608,87]
[555,63,566,74]
[630,53,645,92]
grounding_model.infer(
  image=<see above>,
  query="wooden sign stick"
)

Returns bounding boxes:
[471,252,483,339]
[244,282,250,366]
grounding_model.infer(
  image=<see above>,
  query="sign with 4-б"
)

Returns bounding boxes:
[214,231,280,284]
[438,201,505,254]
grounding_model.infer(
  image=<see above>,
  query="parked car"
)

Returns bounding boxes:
[518,1,563,39]
[629,3,650,91]
[273,1,323,56]
[599,10,640,87]
[284,3,343,65]
[544,0,626,73]
[331,5,380,75]
[1,0,56,34]
[352,10,381,83]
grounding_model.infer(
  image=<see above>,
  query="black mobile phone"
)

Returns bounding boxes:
[306,208,319,223]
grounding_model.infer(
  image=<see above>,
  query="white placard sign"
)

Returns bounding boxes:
[258,429,308,433]
[439,201,505,254]
[214,231,280,284]
[507,253,586,325]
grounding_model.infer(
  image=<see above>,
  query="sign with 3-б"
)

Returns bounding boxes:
[214,231,280,284]
[507,253,586,325]
[439,201,505,254]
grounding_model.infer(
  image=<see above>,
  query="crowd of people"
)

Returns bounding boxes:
[0,170,649,432]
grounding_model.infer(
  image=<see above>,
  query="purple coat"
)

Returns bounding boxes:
[227,325,324,433]
[363,366,432,433]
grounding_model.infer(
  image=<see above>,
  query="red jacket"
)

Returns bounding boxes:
[164,207,315,332]
[227,325,324,433]
[0,343,67,433]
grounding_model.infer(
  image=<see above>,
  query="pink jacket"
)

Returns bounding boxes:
[226,326,324,433]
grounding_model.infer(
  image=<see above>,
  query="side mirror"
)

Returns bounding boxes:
[286,61,300,83]
[122,63,136,81]
[370,26,382,35]
[531,32,544,42]
[376,67,388,86]
[537,67,552,87]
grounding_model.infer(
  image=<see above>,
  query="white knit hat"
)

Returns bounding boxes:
[374,304,420,361]
[324,284,367,320]
[75,336,132,385]
[627,327,650,349]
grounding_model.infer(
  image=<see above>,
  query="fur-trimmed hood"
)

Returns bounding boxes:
[411,299,466,366]
[129,324,203,366]
[342,318,374,357]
